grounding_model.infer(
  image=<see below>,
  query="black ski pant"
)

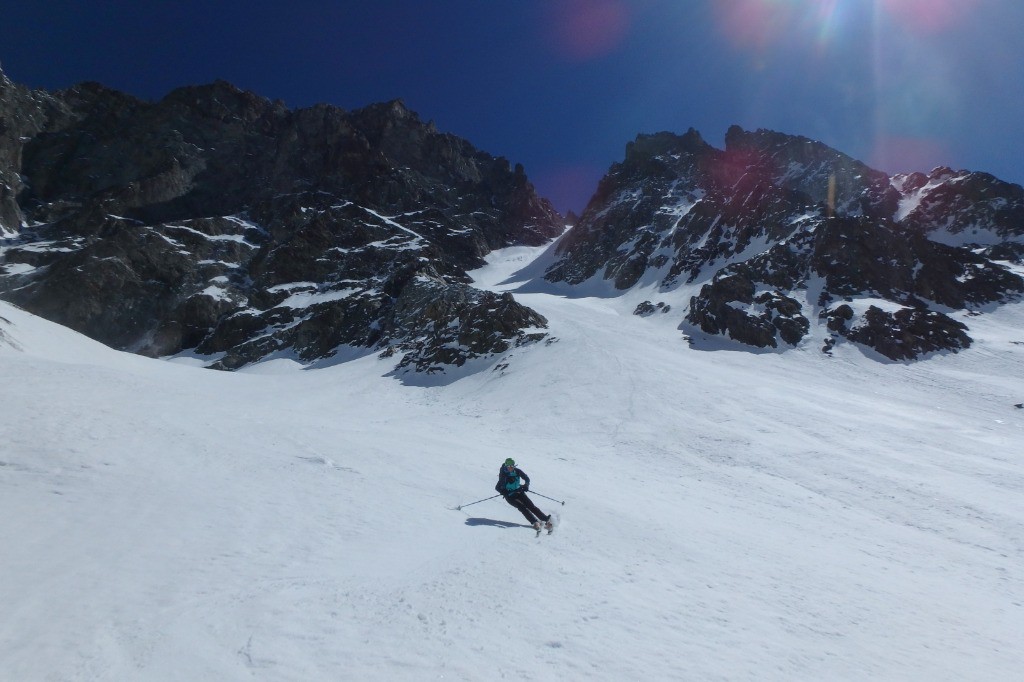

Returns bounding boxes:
[504,492,549,524]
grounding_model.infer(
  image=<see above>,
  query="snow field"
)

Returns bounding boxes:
[2,244,1023,680]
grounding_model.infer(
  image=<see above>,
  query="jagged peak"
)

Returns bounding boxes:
[724,123,747,143]
[264,97,420,129]
[160,79,276,110]
[351,98,422,124]
[52,81,147,116]
[925,166,1006,187]
[724,125,885,180]
[165,79,245,98]
[62,80,137,99]
[624,128,710,163]
[384,98,413,117]
[897,166,1023,194]
[726,125,837,158]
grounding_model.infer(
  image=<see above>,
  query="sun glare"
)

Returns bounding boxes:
[709,0,979,177]
[713,0,979,52]
[712,0,851,52]
[877,0,983,34]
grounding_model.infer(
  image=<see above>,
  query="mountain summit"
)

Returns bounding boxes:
[545,127,1024,360]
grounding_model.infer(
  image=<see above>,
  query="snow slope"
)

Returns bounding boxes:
[2,245,1023,681]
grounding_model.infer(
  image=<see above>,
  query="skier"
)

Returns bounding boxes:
[496,458,553,532]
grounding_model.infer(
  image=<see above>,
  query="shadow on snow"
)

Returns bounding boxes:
[464,517,532,530]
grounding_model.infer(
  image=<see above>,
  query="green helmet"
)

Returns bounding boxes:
[504,458,516,467]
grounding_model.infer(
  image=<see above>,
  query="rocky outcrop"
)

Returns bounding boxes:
[686,216,1021,357]
[548,126,1024,360]
[544,129,724,288]
[0,73,563,372]
[686,263,810,350]
[843,306,972,361]
[0,68,76,234]
[384,277,548,374]
[894,167,1024,246]
[633,300,670,317]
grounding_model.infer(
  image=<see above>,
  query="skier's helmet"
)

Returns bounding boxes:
[504,458,516,468]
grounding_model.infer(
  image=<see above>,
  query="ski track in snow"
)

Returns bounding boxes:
[2,243,1024,680]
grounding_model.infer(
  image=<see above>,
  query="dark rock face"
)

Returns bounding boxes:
[385,278,548,374]
[723,126,900,218]
[0,70,75,234]
[687,270,809,349]
[548,127,1024,360]
[687,215,1020,356]
[0,70,563,372]
[844,306,972,361]
[546,129,725,289]
[633,300,670,317]
[5,64,1021,367]
[896,168,1024,245]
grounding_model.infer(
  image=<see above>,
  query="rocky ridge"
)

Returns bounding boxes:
[0,70,562,373]
[4,66,1022,368]
[545,126,1024,360]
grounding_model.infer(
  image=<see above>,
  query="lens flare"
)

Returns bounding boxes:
[712,0,785,49]
[867,3,961,175]
[712,0,848,52]
[811,0,845,48]
[877,0,983,34]
[544,0,632,62]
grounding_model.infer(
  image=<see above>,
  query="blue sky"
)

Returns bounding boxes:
[4,0,1023,213]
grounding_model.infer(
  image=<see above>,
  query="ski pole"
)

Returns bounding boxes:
[529,491,565,505]
[454,494,501,511]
